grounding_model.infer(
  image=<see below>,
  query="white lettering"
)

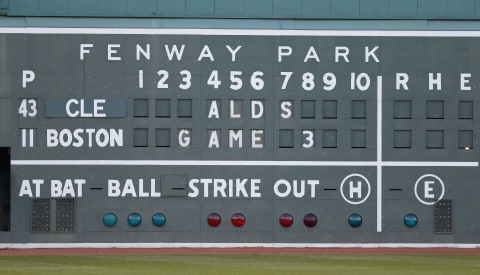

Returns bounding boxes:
[50,179,85,198]
[208,100,220,118]
[165,44,185,61]
[293,180,305,198]
[121,179,136,197]
[307,180,320,198]
[250,179,261,198]
[213,179,227,198]
[46,128,123,148]
[188,179,199,198]
[80,44,93,60]
[19,179,44,197]
[235,178,248,197]
[226,45,242,62]
[278,46,292,62]
[274,179,291,198]
[304,46,320,62]
[251,130,264,149]
[138,179,149,198]
[51,180,63,197]
[349,180,362,199]
[424,180,435,199]
[188,178,261,198]
[32,179,43,197]
[274,179,319,198]
[66,99,106,118]
[335,46,350,63]
[108,179,121,197]
[108,178,161,198]
[22,70,35,88]
[107,44,121,61]
[150,179,161,197]
[208,130,220,148]
[19,180,33,197]
[178,129,191,147]
[229,100,241,118]
[461,73,471,91]
[396,73,409,90]
[280,101,293,119]
[365,46,380,62]
[136,44,150,60]
[251,100,264,119]
[197,45,214,61]
[429,73,442,91]
[229,129,243,148]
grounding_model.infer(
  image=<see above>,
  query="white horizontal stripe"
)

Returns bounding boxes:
[0,242,479,249]
[11,160,377,166]
[382,161,479,167]
[10,160,479,167]
[1,28,480,37]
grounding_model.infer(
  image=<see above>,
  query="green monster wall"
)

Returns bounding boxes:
[5,0,480,20]
[0,0,480,248]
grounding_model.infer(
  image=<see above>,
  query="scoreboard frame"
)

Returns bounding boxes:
[1,27,480,247]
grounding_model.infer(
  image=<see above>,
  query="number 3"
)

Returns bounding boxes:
[302,130,314,148]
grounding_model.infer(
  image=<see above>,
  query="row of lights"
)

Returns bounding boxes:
[103,213,166,227]
[103,212,419,228]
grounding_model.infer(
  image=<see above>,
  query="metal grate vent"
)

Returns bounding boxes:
[56,199,75,232]
[31,199,50,232]
[434,199,453,234]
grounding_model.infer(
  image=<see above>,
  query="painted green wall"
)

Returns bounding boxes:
[5,0,480,19]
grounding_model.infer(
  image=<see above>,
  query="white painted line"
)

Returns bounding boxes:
[381,161,479,167]
[10,160,379,166]
[0,242,479,249]
[2,28,480,37]
[10,160,479,167]
[377,76,383,233]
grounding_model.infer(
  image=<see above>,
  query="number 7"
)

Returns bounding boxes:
[280,72,292,90]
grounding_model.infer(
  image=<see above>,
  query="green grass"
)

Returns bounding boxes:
[1,254,480,275]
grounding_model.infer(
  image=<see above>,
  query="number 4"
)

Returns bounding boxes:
[207,70,221,89]
[18,99,37,117]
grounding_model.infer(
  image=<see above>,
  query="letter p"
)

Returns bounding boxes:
[22,70,35,88]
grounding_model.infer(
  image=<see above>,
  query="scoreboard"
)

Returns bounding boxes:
[1,28,480,245]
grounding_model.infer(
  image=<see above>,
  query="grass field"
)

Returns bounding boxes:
[1,254,480,275]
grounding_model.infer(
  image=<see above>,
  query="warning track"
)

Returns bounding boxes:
[1,247,480,256]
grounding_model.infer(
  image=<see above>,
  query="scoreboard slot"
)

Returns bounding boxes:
[160,175,188,197]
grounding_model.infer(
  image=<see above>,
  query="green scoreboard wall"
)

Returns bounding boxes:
[0,28,479,245]
[1,0,480,247]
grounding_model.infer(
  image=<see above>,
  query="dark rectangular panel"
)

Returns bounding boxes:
[31,199,50,232]
[45,99,127,118]
[161,175,188,197]
[434,199,453,234]
[133,99,149,117]
[0,147,10,231]
[56,199,75,232]
[0,100,10,146]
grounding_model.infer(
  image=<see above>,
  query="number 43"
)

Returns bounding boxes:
[18,99,37,117]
